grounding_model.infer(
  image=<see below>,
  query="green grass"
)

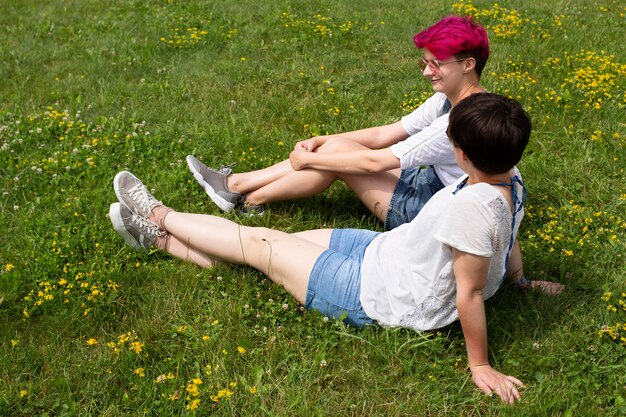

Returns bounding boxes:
[1,0,625,415]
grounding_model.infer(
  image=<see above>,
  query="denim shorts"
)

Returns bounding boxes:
[384,166,445,231]
[305,229,381,327]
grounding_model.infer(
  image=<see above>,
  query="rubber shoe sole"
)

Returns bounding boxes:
[186,155,239,212]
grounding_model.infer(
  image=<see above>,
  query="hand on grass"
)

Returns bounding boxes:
[470,364,525,404]
[530,280,565,295]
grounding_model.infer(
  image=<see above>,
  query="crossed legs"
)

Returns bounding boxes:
[152,207,332,304]
[223,138,400,222]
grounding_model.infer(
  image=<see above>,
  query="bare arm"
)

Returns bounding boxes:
[453,249,525,404]
[294,121,409,152]
[289,148,400,174]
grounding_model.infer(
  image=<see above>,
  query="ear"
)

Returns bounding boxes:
[457,147,470,161]
[463,57,476,74]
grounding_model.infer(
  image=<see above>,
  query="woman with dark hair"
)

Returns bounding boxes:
[110,93,560,403]
[186,16,564,294]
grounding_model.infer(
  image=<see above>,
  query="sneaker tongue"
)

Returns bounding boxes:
[219,163,237,176]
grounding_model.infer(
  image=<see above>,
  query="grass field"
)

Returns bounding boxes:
[1,0,625,415]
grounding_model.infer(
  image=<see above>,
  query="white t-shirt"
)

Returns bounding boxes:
[359,171,524,331]
[390,92,464,186]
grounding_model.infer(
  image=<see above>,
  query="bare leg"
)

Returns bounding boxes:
[154,211,327,303]
[244,169,337,205]
[233,138,399,217]
[160,234,217,269]
[338,169,400,222]
[228,160,295,195]
[292,229,334,248]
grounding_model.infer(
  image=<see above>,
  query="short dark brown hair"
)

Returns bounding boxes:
[447,93,531,174]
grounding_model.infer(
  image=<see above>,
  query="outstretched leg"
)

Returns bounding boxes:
[153,209,327,304]
[159,234,217,269]
[112,170,329,302]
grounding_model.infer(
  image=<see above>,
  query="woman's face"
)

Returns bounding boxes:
[420,49,468,95]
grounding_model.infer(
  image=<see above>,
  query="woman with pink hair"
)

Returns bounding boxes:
[111,93,557,403]
[188,16,488,228]
[187,16,558,290]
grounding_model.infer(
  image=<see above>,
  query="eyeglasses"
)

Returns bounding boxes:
[418,57,466,71]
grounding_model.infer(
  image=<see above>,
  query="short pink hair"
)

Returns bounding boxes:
[413,16,489,77]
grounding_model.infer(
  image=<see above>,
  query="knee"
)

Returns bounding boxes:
[241,227,282,263]
[317,137,355,153]
[242,227,279,251]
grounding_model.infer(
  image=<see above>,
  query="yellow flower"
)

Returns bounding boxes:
[237,346,246,354]
[186,398,200,410]
[5,263,14,272]
[86,338,98,346]
[19,389,28,397]
[249,386,257,394]
[130,341,144,355]
[11,339,19,347]
[134,368,145,377]
[217,388,234,398]
[186,383,200,397]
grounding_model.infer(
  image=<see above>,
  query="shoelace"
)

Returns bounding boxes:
[131,212,165,237]
[127,183,161,214]
[218,163,237,176]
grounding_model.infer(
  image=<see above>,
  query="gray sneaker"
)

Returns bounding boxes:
[236,201,266,217]
[186,155,242,212]
[114,171,162,218]
[109,202,164,250]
